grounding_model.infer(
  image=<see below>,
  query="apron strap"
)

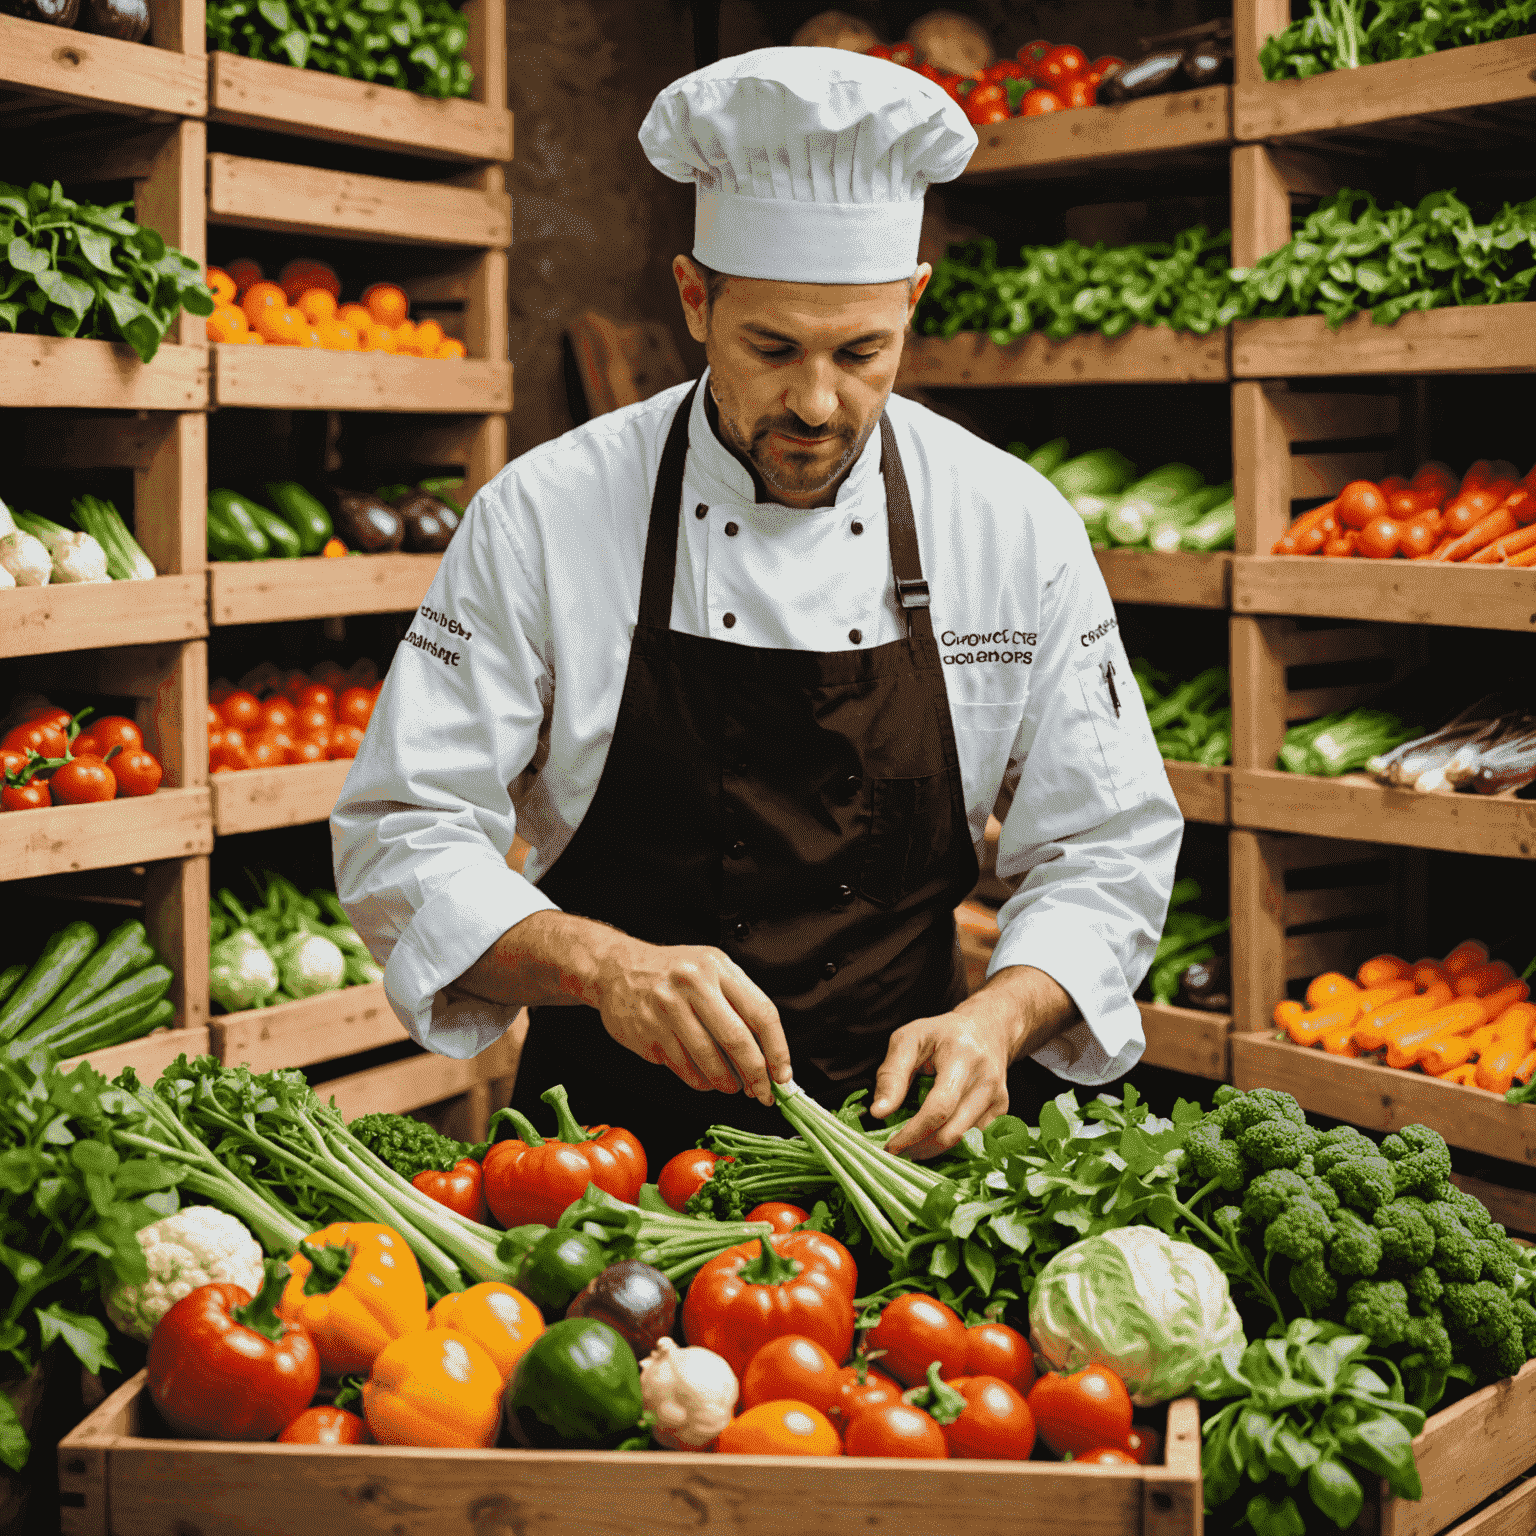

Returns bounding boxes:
[879,413,933,642]
[637,379,701,630]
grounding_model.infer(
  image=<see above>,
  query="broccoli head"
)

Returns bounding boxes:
[1344,1278,1410,1346]
[1379,1124,1453,1200]
[1243,1169,1311,1226]
[1312,1125,1380,1176]
[1424,1201,1484,1282]
[1324,1155,1397,1214]
[1443,1281,1530,1382]
[1403,1309,1453,1370]
[1403,1266,1444,1310]
[1513,1297,1536,1361]
[1328,1209,1384,1277]
[1215,1087,1307,1134]
[1442,1184,1497,1240]
[1304,1174,1341,1218]
[1375,1197,1436,1271]
[1478,1238,1518,1290]
[1185,1119,1246,1190]
[1237,1117,1321,1172]
[1290,1255,1338,1314]
[1265,1197,1334,1264]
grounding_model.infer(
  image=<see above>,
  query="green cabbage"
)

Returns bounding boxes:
[1029,1227,1246,1404]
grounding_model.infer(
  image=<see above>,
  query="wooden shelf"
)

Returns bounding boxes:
[62,1026,213,1082]
[1234,555,1536,632]
[209,552,441,624]
[899,329,1228,388]
[1233,303,1536,379]
[207,153,511,248]
[1166,761,1230,825]
[208,52,513,162]
[1232,768,1536,859]
[1095,548,1231,608]
[0,788,212,882]
[1138,1000,1231,1079]
[0,15,204,120]
[323,1028,521,1119]
[963,87,1230,179]
[211,344,512,412]
[0,335,207,411]
[1234,35,1536,147]
[210,757,353,834]
[210,983,405,1073]
[1232,1030,1536,1166]
[0,575,206,661]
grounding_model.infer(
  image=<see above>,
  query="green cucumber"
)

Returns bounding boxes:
[0,923,99,1043]
[245,501,303,560]
[207,490,271,561]
[1181,502,1237,553]
[28,920,150,1033]
[0,965,25,1009]
[1025,437,1070,477]
[264,482,333,555]
[28,997,174,1063]
[44,963,173,1040]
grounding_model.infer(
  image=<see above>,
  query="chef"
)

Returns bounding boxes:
[333,47,1182,1166]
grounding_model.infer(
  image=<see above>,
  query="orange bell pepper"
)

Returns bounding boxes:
[1437,1063,1482,1088]
[1353,982,1453,1051]
[278,1221,428,1375]
[429,1282,545,1382]
[1385,992,1514,1071]
[1356,954,1410,988]
[363,1327,502,1448]
[1305,972,1358,1009]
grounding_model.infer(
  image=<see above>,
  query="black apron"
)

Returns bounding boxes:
[510,381,992,1166]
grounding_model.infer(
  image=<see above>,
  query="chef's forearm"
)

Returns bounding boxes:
[452,910,626,1011]
[958,963,1078,1061]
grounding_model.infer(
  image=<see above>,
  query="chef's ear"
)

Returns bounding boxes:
[674,255,713,343]
[907,263,932,320]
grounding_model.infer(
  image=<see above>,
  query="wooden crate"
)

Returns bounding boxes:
[0,576,205,661]
[897,329,1229,389]
[1166,763,1231,827]
[1095,549,1232,610]
[56,1377,1204,1536]
[61,1025,213,1081]
[0,333,207,411]
[1138,1002,1232,1079]
[210,757,353,834]
[209,552,441,625]
[212,346,513,413]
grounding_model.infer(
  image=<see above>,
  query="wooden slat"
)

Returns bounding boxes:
[1232,379,1291,554]
[138,410,207,578]
[1284,882,1394,927]
[0,14,204,117]
[0,788,211,882]
[211,983,404,1073]
[61,1026,212,1081]
[1286,680,1389,722]
[209,552,441,625]
[322,1028,524,1119]
[211,758,353,835]
[1234,0,1291,89]
[0,576,206,660]
[1287,927,1394,980]
[1438,1477,1536,1536]
[206,153,511,248]
[1234,555,1536,633]
[897,328,1228,388]
[1291,451,1389,499]
[1449,1170,1536,1241]
[1165,761,1230,825]
[1235,35,1536,142]
[1268,623,1389,667]
[1267,388,1400,443]
[1234,304,1536,378]
[1138,1001,1231,1079]
[1274,834,1384,871]
[1229,828,1288,1031]
[1233,1032,1536,1164]
[145,852,208,1032]
[963,87,1230,178]
[1094,549,1231,609]
[1236,769,1536,859]
[1230,143,1291,270]
[0,334,207,410]
[209,51,513,162]
[212,345,512,412]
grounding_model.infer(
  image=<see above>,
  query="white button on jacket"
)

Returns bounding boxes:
[332,376,1184,1084]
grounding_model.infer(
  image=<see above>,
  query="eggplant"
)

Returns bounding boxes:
[1181,40,1233,87]
[76,0,147,38]
[1179,954,1231,1013]
[1096,48,1187,104]
[392,490,460,554]
[2,0,81,25]
[565,1260,677,1360]
[329,490,404,553]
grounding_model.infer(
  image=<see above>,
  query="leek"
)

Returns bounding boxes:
[71,496,156,581]
[1048,447,1136,500]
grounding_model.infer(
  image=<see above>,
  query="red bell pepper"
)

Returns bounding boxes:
[146,1262,320,1441]
[482,1083,647,1227]
[412,1157,487,1222]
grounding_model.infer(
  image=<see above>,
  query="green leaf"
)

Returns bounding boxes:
[962,1236,995,1295]
[0,1392,29,1474]
[6,237,48,274]
[36,1304,116,1376]
[1308,1457,1364,1528]
[988,1209,1033,1254]
[929,1240,959,1279]
[36,267,94,319]
[1335,1413,1423,1501]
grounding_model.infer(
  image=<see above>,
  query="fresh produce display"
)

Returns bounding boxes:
[207,870,381,1013]
[0,494,157,588]
[1133,662,1232,764]
[1261,0,1536,81]
[1280,706,1416,777]
[205,0,473,98]
[207,659,379,772]
[0,181,212,362]
[205,260,467,358]
[1368,694,1536,795]
[1278,942,1536,1097]
[208,478,462,560]
[1144,879,1230,1010]
[2,701,165,809]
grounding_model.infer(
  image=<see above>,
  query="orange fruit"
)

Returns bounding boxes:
[363,283,409,329]
[297,288,337,325]
[242,281,288,328]
[278,259,340,304]
[257,306,306,345]
[338,303,372,329]
[207,304,249,343]
[226,258,264,298]
[393,321,421,355]
[358,322,396,354]
[206,267,237,305]
[435,338,467,360]
[412,319,444,352]
[316,320,360,351]
[299,325,322,349]
[244,332,266,345]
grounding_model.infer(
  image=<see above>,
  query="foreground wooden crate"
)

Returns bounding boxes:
[211,757,353,834]
[57,1381,1203,1536]
[1095,549,1232,611]
[209,552,442,625]
[1139,1001,1232,1080]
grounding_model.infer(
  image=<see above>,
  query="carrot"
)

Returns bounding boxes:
[1467,522,1536,563]
[1321,1018,1363,1056]
[1515,1047,1536,1085]
[1416,535,1460,560]
[1437,1063,1482,1088]
[1434,505,1518,561]
[1471,981,1529,1021]
[1356,954,1410,988]
[1421,1034,1477,1074]
[1323,531,1358,557]
[1476,1047,1526,1094]
[1472,1005,1536,1091]
[1305,972,1359,1010]
[1454,960,1518,997]
[1501,486,1536,525]
[1354,982,1453,1051]
[1272,501,1339,556]
[1441,940,1489,977]
[1385,998,1490,1069]
[1508,546,1536,569]
[1284,1001,1362,1048]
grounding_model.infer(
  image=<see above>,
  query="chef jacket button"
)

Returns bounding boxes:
[835,883,854,904]
[730,839,746,857]
[849,628,862,644]
[725,521,739,537]
[822,961,838,980]
[722,612,736,629]
[851,521,864,535]
[733,921,750,940]
[695,503,708,519]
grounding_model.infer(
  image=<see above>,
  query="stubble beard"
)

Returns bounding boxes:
[709,376,876,503]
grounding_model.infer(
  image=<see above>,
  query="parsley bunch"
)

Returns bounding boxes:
[206,0,474,99]
[1,181,212,364]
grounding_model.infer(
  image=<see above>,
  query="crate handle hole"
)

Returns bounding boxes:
[1151,1491,1173,1512]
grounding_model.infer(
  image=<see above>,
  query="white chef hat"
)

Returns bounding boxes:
[639,46,976,285]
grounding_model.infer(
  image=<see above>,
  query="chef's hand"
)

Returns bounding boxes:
[872,966,1075,1159]
[595,937,793,1107]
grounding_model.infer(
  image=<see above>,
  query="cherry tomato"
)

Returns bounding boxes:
[969,100,1011,125]
[1019,87,1064,115]
[2,720,68,760]
[337,686,375,729]
[294,705,333,742]
[1,781,50,811]
[21,705,73,734]
[741,1335,843,1414]
[1064,77,1096,107]
[718,1400,841,1456]
[247,735,288,769]
[965,1322,1034,1394]
[1037,43,1087,85]
[207,705,223,731]
[1076,1446,1138,1465]
[1398,519,1439,559]
[278,1406,371,1445]
[0,748,27,779]
[1357,515,1403,559]
[260,697,298,733]
[828,1360,903,1431]
[985,60,1030,82]
[1028,1366,1133,1458]
[74,718,143,761]
[940,1375,1036,1460]
[297,683,336,719]
[865,41,916,68]
[281,669,312,703]
[1085,55,1124,86]
[915,61,964,99]
[843,1401,947,1459]
[287,738,327,765]
[746,1201,808,1234]
[866,1293,969,1387]
[963,81,1008,124]
[219,690,262,730]
[1336,479,1389,530]
[657,1148,726,1212]
[113,750,163,798]
[1124,1425,1162,1465]
[327,723,366,760]
[210,727,250,771]
[1017,39,1052,65]
[50,755,117,805]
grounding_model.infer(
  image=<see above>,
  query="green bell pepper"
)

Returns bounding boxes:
[505,1318,644,1446]
[516,1228,609,1314]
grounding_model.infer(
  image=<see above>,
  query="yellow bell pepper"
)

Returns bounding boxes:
[278,1221,428,1375]
[430,1282,545,1382]
[363,1328,502,1448]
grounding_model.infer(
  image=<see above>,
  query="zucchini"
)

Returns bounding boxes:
[1025,437,1070,477]
[23,997,173,1063]
[244,500,303,560]
[0,965,25,1009]
[1181,502,1237,553]
[44,963,173,1040]
[265,482,334,555]
[0,923,99,1043]
[207,490,271,561]
[27,919,149,1033]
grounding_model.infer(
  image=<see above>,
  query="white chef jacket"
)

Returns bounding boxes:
[332,374,1183,1085]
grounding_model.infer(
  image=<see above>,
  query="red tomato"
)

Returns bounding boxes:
[287,738,327,765]
[50,755,117,804]
[866,1293,969,1387]
[411,1159,487,1223]
[985,60,1030,81]
[2,720,68,760]
[113,750,163,798]
[1412,460,1458,502]
[72,715,142,759]
[0,748,27,779]
[939,1376,1036,1460]
[746,1201,808,1234]
[1398,519,1438,559]
[1037,43,1087,85]
[210,727,250,772]
[963,81,1008,124]
[741,1335,843,1415]
[327,724,366,760]
[278,1406,371,1445]
[297,683,336,718]
[865,42,915,67]
[1019,87,1064,115]
[1076,1446,1138,1465]
[337,687,375,729]
[294,705,333,742]
[843,1402,947,1459]
[220,690,262,730]
[281,669,312,703]
[1,782,50,811]
[1357,515,1403,559]
[21,704,71,730]
[1028,1366,1133,1458]
[1064,77,1096,108]
[1336,479,1389,529]
[1085,55,1125,86]
[1124,1425,1161,1465]
[965,1322,1034,1394]
[247,736,287,769]
[1017,39,1052,65]
[657,1148,726,1212]
[828,1361,903,1431]
[207,705,223,731]
[260,697,298,733]
[969,101,1011,125]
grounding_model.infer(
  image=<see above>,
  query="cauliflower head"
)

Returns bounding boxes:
[104,1207,265,1342]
